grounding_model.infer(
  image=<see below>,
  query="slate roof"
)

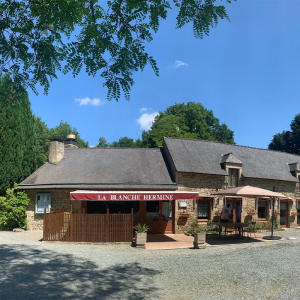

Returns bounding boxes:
[163,137,300,182]
[220,153,243,164]
[19,148,177,190]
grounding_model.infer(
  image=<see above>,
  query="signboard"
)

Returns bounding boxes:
[70,191,199,201]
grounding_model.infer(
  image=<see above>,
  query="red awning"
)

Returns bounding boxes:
[280,198,293,202]
[258,198,272,201]
[70,190,199,201]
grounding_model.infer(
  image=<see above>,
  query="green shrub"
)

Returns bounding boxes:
[133,223,149,233]
[0,184,30,230]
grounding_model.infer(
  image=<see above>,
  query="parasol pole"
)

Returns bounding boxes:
[263,186,281,240]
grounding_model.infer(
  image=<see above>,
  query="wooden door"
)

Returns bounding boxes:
[161,201,173,234]
[280,202,289,228]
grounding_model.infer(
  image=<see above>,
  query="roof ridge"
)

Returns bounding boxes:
[65,147,160,150]
[163,137,300,159]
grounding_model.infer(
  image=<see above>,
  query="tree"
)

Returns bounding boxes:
[143,102,235,147]
[0,0,234,101]
[34,116,51,168]
[268,114,300,155]
[0,183,30,230]
[0,75,36,194]
[111,137,137,148]
[95,137,109,148]
[50,121,89,148]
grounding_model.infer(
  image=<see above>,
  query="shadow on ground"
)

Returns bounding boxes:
[0,245,161,300]
[206,234,264,246]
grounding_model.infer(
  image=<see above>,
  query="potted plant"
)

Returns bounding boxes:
[133,223,149,247]
[193,227,206,249]
[180,210,190,218]
[247,209,256,216]
[291,211,298,217]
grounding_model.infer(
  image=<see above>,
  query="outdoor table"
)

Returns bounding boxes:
[211,222,248,238]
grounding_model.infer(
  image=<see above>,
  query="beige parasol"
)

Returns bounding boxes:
[211,185,286,198]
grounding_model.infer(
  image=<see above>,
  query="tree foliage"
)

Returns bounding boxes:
[50,121,89,148]
[143,102,235,147]
[0,183,30,230]
[268,114,300,155]
[98,101,235,148]
[0,0,235,101]
[0,75,36,194]
[34,119,89,168]
[34,116,51,168]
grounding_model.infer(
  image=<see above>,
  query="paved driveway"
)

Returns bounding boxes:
[0,230,300,300]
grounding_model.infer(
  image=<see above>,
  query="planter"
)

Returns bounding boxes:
[135,231,147,246]
[247,212,256,216]
[193,232,206,249]
[274,212,280,216]
[291,212,298,217]
[215,212,222,217]
[180,213,190,218]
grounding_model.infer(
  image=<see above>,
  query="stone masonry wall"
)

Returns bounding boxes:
[25,189,80,230]
[174,173,300,233]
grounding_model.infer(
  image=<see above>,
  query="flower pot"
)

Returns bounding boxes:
[135,231,147,246]
[215,212,222,217]
[194,232,206,249]
[291,212,298,217]
[180,213,190,218]
[274,212,280,216]
[247,212,256,216]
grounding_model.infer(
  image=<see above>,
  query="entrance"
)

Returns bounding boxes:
[139,200,174,234]
[85,200,174,234]
[298,201,300,226]
[226,198,242,222]
[280,202,289,228]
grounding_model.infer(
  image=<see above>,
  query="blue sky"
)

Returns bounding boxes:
[29,0,300,148]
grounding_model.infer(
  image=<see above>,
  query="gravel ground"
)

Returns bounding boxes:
[0,229,300,300]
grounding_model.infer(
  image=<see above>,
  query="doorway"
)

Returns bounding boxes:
[280,202,289,228]
[226,199,242,222]
[139,200,174,234]
[297,199,300,226]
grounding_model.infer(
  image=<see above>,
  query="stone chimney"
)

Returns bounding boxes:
[49,139,65,164]
[64,134,78,149]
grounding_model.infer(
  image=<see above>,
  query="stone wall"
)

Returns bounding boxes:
[174,173,300,233]
[25,189,78,230]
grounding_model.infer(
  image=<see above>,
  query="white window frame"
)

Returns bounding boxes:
[35,193,51,214]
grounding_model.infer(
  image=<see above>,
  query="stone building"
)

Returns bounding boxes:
[19,136,300,233]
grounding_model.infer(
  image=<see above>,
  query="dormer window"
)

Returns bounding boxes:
[228,168,239,187]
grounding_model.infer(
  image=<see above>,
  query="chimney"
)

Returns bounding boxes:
[64,134,78,149]
[49,139,65,164]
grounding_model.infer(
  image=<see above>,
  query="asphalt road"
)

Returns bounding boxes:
[0,230,299,300]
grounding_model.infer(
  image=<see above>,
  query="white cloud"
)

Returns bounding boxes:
[139,107,148,113]
[137,112,159,130]
[174,60,188,69]
[75,97,104,106]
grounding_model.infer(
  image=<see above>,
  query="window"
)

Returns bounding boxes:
[198,200,210,220]
[298,175,300,191]
[36,193,51,213]
[228,168,239,187]
[258,201,269,219]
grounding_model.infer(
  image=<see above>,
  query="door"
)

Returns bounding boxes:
[280,202,289,228]
[161,201,173,234]
[145,201,161,234]
[297,200,300,225]
[142,201,174,234]
[226,199,242,222]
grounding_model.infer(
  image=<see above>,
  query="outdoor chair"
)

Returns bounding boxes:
[243,221,257,237]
